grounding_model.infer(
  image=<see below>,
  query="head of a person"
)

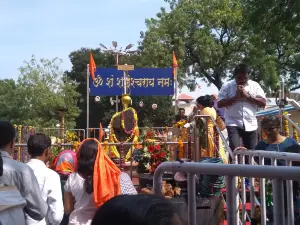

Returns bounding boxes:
[178,108,185,117]
[91,194,182,225]
[77,139,99,194]
[211,94,218,101]
[234,63,250,86]
[54,150,77,179]
[196,95,214,110]
[27,133,52,162]
[261,115,281,139]
[0,121,16,154]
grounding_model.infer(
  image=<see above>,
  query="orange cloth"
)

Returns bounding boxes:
[172,51,178,78]
[79,138,121,207]
[89,51,96,80]
[56,161,74,174]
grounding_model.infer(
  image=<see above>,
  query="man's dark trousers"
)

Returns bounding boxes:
[226,126,257,150]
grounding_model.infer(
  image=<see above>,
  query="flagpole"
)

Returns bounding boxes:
[174,67,178,114]
[86,64,90,138]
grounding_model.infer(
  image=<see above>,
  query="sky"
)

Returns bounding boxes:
[0,0,218,99]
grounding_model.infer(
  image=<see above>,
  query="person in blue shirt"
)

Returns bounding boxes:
[255,115,298,152]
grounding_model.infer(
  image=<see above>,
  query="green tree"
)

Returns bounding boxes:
[65,48,174,129]
[0,56,80,128]
[139,0,249,90]
[242,0,300,92]
[139,0,293,93]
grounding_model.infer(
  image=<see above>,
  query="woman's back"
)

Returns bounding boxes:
[65,173,96,225]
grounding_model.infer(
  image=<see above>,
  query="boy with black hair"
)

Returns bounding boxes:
[0,121,47,221]
[27,133,64,225]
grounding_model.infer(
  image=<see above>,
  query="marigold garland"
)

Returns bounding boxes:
[178,139,184,159]
[283,113,290,137]
[173,120,187,129]
[109,107,139,161]
[293,123,299,142]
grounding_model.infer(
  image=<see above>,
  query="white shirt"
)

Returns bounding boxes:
[0,185,26,225]
[218,79,266,132]
[26,159,64,225]
[65,172,137,225]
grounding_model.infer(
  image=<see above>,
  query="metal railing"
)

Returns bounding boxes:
[153,161,300,225]
[233,150,300,225]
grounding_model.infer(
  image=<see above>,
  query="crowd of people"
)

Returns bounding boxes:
[176,63,299,155]
[1,63,300,225]
[0,121,183,225]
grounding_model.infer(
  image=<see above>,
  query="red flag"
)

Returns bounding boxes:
[89,51,96,80]
[99,123,104,142]
[172,51,178,78]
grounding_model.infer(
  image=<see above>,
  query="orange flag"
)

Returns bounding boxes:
[99,123,104,142]
[89,51,96,80]
[172,51,178,78]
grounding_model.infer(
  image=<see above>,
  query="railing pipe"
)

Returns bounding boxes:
[153,162,300,225]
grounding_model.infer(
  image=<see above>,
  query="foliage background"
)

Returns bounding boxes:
[1,0,300,129]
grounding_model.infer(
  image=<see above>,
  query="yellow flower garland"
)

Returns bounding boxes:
[109,107,139,161]
[283,112,290,137]
[173,120,187,129]
[293,123,299,142]
[178,139,184,159]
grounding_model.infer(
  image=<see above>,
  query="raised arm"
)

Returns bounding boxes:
[242,83,266,108]
[217,84,238,108]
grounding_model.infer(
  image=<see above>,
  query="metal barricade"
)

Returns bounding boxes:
[233,150,300,225]
[153,161,300,225]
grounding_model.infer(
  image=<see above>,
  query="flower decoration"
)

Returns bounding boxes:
[109,107,139,160]
[283,112,290,137]
[178,139,184,159]
[134,129,170,173]
[173,120,187,129]
[293,123,299,142]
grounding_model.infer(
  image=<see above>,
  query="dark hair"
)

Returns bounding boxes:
[179,108,185,112]
[261,115,281,128]
[0,121,16,149]
[196,95,214,108]
[91,195,179,225]
[27,133,51,158]
[234,63,250,76]
[77,139,99,194]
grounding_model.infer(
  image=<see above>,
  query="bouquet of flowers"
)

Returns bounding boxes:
[134,129,170,173]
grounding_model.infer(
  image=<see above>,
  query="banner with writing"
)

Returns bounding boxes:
[89,68,174,96]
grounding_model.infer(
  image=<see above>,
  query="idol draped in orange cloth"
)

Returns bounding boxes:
[78,138,121,207]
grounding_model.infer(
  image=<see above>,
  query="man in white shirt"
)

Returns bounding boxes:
[217,63,266,150]
[26,133,64,225]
